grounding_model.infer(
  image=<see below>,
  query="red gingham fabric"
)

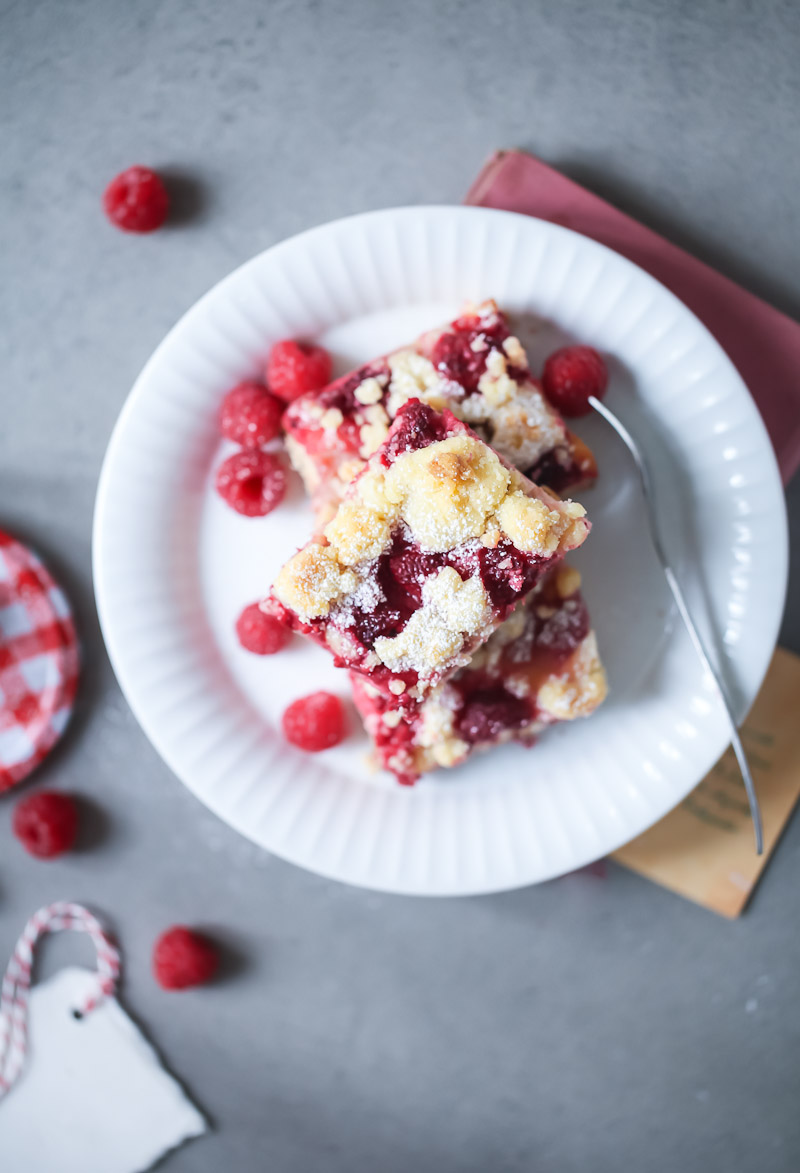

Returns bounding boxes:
[0,531,79,792]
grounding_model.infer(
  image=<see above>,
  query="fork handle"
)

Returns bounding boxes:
[588,395,763,855]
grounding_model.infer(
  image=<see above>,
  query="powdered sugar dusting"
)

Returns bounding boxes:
[333,568,384,628]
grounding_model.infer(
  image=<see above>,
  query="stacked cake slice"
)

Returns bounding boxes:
[283,299,596,521]
[350,562,606,784]
[268,303,607,783]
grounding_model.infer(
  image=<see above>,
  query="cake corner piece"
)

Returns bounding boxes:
[267,399,591,701]
[282,300,598,521]
[352,562,608,785]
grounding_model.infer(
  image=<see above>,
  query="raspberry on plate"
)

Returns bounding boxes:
[153,926,219,990]
[236,603,291,654]
[103,166,169,233]
[220,381,283,448]
[215,450,287,516]
[266,340,332,403]
[352,563,607,785]
[12,791,79,859]
[541,346,608,418]
[282,691,347,752]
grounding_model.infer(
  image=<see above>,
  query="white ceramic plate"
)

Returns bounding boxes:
[93,206,788,895]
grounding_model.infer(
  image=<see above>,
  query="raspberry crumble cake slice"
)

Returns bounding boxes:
[283,300,596,520]
[267,400,590,702]
[352,564,607,784]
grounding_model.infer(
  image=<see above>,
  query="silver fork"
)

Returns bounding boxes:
[588,394,764,854]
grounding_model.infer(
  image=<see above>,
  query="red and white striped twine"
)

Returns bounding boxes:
[0,902,120,1100]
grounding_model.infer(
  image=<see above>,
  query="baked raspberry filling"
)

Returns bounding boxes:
[268,401,590,702]
[429,310,519,393]
[283,300,597,522]
[454,687,530,744]
[352,563,607,784]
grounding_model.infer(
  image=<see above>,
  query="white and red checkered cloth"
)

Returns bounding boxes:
[0,530,79,792]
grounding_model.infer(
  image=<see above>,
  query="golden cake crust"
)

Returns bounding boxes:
[274,431,588,652]
[272,398,591,683]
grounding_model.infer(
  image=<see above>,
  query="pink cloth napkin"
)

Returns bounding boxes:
[465,150,800,485]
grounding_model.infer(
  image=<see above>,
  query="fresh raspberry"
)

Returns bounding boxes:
[220,381,284,448]
[282,692,346,752]
[153,926,219,990]
[541,346,608,418]
[12,791,78,859]
[103,166,169,233]
[266,340,332,403]
[236,603,291,654]
[215,450,286,516]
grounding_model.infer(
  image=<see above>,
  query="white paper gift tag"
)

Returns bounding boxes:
[0,966,206,1172]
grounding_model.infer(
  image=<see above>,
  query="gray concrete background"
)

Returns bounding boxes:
[2,1,800,1169]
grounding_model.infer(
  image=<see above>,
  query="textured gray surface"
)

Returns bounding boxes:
[2,1,800,1169]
